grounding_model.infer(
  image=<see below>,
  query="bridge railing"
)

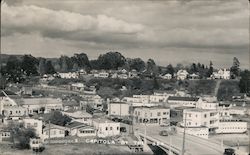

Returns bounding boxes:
[138,133,181,155]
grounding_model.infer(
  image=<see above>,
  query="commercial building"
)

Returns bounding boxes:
[108,102,130,117]
[134,106,170,125]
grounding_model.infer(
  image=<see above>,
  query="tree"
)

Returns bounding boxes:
[47,111,72,126]
[230,57,240,78]
[21,55,38,76]
[96,52,126,70]
[165,64,175,76]
[128,58,145,72]
[207,61,213,77]
[190,63,198,73]
[71,53,90,69]
[38,58,46,75]
[239,70,250,95]
[146,59,158,75]
[7,123,36,149]
[45,60,56,74]
[4,56,24,82]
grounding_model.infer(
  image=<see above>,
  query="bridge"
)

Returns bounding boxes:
[134,125,225,155]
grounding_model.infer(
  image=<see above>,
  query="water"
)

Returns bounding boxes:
[148,144,168,155]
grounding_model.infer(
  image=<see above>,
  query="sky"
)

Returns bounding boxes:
[1,0,249,69]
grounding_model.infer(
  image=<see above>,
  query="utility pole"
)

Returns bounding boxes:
[48,120,51,145]
[182,112,187,155]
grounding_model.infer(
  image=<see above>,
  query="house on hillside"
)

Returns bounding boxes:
[176,70,189,80]
[160,73,172,80]
[211,69,230,80]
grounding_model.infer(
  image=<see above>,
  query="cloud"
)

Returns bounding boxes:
[1,3,144,35]
[1,0,249,69]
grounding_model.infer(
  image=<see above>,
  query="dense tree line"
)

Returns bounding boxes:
[1,51,243,85]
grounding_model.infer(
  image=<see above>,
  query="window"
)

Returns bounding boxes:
[117,127,119,130]
[110,127,113,130]
[34,123,38,127]
[106,127,108,131]
[157,112,161,116]
[204,114,207,118]
[163,112,166,115]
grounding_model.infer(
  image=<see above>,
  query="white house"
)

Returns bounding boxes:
[92,118,120,138]
[211,69,230,80]
[189,73,199,80]
[65,121,96,137]
[43,123,65,139]
[177,70,189,80]
[62,110,92,125]
[134,106,170,125]
[108,102,130,117]
[58,72,79,79]
[160,73,172,80]
[23,118,43,138]
[71,83,85,91]
[118,73,128,79]
[94,71,109,78]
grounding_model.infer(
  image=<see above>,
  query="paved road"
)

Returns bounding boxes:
[134,124,224,155]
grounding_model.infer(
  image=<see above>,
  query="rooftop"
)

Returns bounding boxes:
[168,96,199,102]
[66,121,88,129]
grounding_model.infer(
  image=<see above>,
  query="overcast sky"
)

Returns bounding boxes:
[1,0,249,69]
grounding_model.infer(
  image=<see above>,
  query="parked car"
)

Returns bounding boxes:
[223,148,235,155]
[159,130,168,136]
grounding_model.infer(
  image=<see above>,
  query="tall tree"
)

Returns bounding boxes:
[72,53,90,69]
[4,56,23,82]
[146,59,158,75]
[239,70,250,95]
[38,58,46,75]
[21,55,38,76]
[128,58,145,72]
[207,61,213,77]
[45,60,56,74]
[97,52,126,70]
[230,57,240,78]
[165,64,175,76]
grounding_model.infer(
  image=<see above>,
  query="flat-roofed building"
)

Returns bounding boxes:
[215,119,247,134]
[168,96,201,108]
[108,102,130,117]
[182,108,219,133]
[134,106,170,125]
[92,118,120,138]
[22,97,63,114]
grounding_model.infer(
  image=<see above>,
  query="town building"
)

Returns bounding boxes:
[62,110,92,125]
[22,97,63,114]
[43,123,65,139]
[65,121,96,137]
[168,96,201,108]
[108,102,130,117]
[215,120,247,134]
[92,118,120,138]
[182,109,219,133]
[134,106,170,125]
[23,118,43,138]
